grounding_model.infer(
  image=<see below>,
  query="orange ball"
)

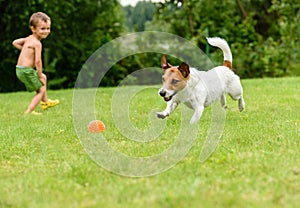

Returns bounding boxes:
[88,120,105,133]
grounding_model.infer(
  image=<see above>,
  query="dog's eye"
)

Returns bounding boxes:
[171,79,179,85]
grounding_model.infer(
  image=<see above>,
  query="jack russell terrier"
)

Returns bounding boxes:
[157,37,245,124]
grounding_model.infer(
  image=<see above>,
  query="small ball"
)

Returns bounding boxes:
[88,120,105,133]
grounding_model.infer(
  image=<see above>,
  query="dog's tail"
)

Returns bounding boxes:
[207,37,232,70]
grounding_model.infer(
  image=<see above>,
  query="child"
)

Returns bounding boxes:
[12,12,59,115]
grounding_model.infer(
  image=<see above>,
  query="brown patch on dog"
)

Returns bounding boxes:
[162,67,189,92]
[178,62,190,78]
[161,55,190,93]
[161,55,172,69]
[223,60,232,70]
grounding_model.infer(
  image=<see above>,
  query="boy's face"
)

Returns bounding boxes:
[31,19,51,40]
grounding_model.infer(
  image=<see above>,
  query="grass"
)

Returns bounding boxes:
[0,77,299,208]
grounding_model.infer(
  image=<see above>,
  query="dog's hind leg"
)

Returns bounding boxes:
[238,96,245,112]
[228,93,245,112]
[226,78,245,112]
[220,94,227,109]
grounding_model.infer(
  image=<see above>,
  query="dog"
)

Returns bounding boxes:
[157,37,245,124]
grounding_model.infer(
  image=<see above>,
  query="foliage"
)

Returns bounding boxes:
[148,0,300,78]
[0,0,299,92]
[123,1,156,31]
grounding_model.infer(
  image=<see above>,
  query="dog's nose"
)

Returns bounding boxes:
[159,90,166,97]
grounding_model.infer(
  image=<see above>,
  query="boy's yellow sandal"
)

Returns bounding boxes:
[41,99,60,110]
[24,111,42,115]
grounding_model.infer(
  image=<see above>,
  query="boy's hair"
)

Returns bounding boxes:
[29,12,50,27]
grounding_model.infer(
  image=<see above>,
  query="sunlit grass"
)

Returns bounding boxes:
[0,77,299,208]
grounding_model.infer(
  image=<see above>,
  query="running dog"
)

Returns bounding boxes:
[157,37,245,124]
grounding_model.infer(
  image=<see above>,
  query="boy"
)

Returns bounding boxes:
[12,12,59,115]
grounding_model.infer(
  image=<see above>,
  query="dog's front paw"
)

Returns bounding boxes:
[157,112,168,119]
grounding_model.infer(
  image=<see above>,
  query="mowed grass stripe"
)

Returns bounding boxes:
[0,77,299,208]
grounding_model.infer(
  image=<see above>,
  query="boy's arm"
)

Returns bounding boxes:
[34,41,45,85]
[12,38,25,50]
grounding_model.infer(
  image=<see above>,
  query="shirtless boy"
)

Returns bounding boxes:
[13,12,59,115]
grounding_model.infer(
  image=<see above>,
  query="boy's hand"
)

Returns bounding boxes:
[12,38,25,50]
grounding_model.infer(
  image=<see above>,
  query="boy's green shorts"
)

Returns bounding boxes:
[16,66,42,92]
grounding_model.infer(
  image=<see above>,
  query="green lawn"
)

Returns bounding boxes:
[0,77,299,208]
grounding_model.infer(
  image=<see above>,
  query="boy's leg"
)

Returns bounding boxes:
[25,84,46,114]
[39,73,60,110]
[40,73,48,102]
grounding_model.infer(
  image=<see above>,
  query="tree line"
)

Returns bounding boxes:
[0,0,299,92]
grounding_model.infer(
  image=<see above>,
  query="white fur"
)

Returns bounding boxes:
[157,37,245,124]
[207,37,232,63]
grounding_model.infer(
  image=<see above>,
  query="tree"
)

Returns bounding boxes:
[146,0,300,78]
[123,1,156,31]
[269,0,300,75]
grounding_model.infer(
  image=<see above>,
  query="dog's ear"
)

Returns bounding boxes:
[161,55,172,70]
[178,62,190,78]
